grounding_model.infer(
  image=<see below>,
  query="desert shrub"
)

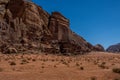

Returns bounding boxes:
[98,62,109,69]
[112,68,120,74]
[54,65,57,68]
[20,59,29,64]
[101,62,106,65]
[76,62,80,66]
[51,59,55,62]
[98,64,106,69]
[93,61,98,65]
[80,66,84,70]
[114,78,120,80]
[60,60,69,67]
[90,76,97,80]
[41,66,44,69]
[10,61,16,66]
[0,68,3,72]
[27,57,32,60]
[112,63,115,65]
[32,59,36,62]
[61,60,67,65]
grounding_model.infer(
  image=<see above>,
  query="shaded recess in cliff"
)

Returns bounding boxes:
[0,0,104,54]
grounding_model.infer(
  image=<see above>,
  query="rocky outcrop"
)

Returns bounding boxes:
[106,43,120,53]
[49,12,69,41]
[94,44,105,51]
[0,0,103,54]
[0,0,9,19]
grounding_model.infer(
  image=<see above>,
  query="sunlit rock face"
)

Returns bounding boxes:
[106,43,120,53]
[0,0,103,54]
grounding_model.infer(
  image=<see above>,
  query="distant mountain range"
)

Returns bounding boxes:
[106,43,120,53]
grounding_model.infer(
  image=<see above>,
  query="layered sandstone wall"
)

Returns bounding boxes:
[0,0,104,54]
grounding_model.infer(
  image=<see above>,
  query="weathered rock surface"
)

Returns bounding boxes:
[94,44,105,51]
[106,43,120,53]
[0,0,104,54]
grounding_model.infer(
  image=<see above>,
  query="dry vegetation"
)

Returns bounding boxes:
[0,52,120,80]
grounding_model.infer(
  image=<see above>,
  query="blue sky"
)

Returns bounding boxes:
[32,0,120,49]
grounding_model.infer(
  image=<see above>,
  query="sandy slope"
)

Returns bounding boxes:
[0,52,120,80]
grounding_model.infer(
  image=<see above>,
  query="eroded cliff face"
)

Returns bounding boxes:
[0,0,103,54]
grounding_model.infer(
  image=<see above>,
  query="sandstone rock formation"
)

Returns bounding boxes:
[0,0,104,54]
[94,44,105,51]
[106,43,120,53]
